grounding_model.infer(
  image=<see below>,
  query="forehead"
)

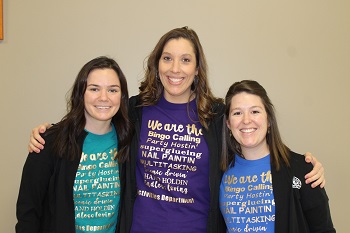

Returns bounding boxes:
[231,92,264,108]
[87,68,120,84]
[163,38,195,55]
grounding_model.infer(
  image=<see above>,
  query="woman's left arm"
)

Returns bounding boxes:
[299,158,335,232]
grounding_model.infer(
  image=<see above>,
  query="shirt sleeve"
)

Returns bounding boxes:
[16,146,55,233]
[292,154,336,232]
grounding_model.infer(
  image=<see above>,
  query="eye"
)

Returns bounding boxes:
[233,111,242,116]
[89,87,99,92]
[182,58,191,63]
[109,88,120,93]
[252,110,260,114]
[162,56,172,61]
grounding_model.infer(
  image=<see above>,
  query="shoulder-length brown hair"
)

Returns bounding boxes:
[138,26,222,129]
[49,56,131,162]
[221,80,290,171]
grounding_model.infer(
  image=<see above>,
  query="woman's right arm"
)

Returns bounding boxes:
[28,123,52,153]
[16,149,54,232]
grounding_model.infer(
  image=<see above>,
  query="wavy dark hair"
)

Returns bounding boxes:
[138,26,222,129]
[221,80,290,171]
[48,56,131,162]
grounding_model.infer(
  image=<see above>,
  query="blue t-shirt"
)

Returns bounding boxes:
[219,154,275,233]
[131,96,210,233]
[73,127,120,233]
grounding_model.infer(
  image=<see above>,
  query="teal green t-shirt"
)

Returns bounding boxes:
[73,126,120,233]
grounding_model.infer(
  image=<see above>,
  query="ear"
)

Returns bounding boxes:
[226,120,231,130]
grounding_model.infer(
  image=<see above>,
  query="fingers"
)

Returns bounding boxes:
[305,164,325,188]
[31,127,45,145]
[28,145,34,153]
[312,177,326,189]
[28,123,49,153]
[304,151,313,163]
[309,168,325,188]
[304,152,319,178]
[28,141,40,153]
[304,157,321,179]
[303,152,326,188]
[305,165,324,182]
[41,122,52,132]
[320,178,326,188]
[28,132,44,153]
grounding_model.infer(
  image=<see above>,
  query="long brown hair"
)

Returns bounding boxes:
[138,26,222,129]
[48,56,131,162]
[221,80,290,171]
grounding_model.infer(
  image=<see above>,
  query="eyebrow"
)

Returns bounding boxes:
[232,105,263,110]
[162,51,193,57]
[87,84,120,88]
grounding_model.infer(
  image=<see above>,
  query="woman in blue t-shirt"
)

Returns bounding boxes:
[219,80,335,232]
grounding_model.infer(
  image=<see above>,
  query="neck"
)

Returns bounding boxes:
[241,143,270,160]
[163,91,195,104]
[85,121,112,135]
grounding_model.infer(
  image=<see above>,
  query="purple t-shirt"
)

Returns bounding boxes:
[131,96,210,233]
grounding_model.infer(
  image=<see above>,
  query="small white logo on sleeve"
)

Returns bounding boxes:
[292,176,302,189]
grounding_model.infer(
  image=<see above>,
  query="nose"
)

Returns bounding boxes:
[243,113,251,124]
[171,60,180,73]
[99,90,108,101]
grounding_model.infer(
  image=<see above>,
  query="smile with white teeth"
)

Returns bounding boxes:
[240,128,256,133]
[169,77,183,83]
[96,106,111,109]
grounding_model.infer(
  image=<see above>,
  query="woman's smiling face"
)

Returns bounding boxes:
[227,92,269,156]
[158,38,198,103]
[84,68,121,129]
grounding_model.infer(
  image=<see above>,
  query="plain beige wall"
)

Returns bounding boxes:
[1,0,349,232]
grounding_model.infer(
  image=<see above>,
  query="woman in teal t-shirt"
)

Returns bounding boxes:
[16,56,131,233]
